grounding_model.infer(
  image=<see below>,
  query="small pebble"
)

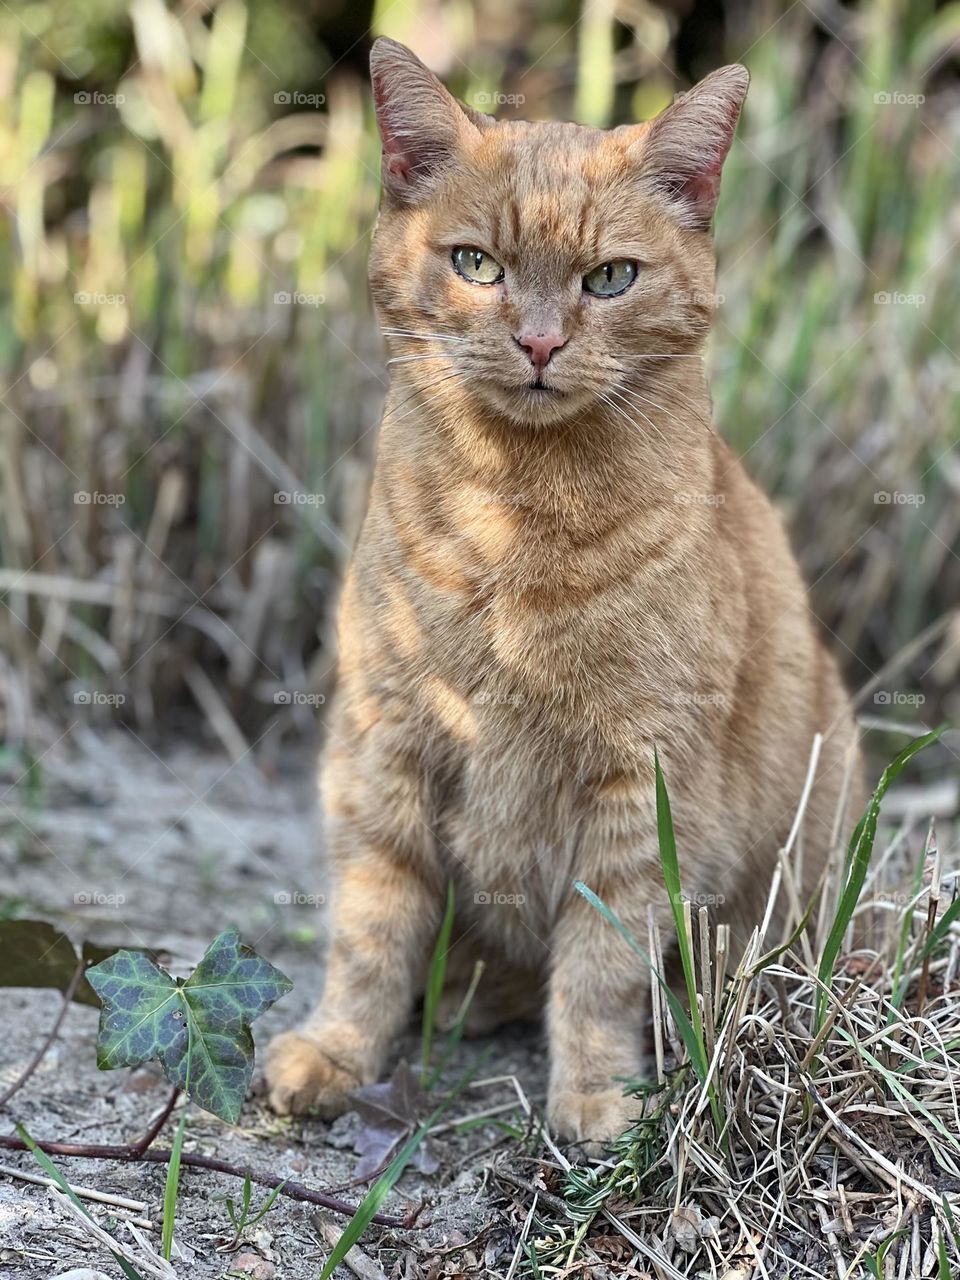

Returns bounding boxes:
[231,1252,276,1279]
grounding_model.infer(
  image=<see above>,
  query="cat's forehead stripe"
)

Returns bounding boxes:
[470,127,613,260]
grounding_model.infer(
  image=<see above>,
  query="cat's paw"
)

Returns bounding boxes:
[547,1087,642,1158]
[264,1030,361,1118]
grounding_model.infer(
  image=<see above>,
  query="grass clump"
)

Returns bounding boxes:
[520,732,960,1278]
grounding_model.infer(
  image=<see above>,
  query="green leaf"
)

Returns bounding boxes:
[573,880,708,1086]
[18,1123,146,1280]
[87,929,293,1124]
[815,728,942,1030]
[87,950,183,1069]
[318,1050,490,1280]
[654,749,705,1056]
[162,1110,187,1261]
[421,881,455,1073]
[0,919,125,1007]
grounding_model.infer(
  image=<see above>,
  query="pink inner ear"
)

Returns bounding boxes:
[372,72,411,182]
[681,170,721,211]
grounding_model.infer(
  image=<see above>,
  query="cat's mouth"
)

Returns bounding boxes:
[527,379,562,395]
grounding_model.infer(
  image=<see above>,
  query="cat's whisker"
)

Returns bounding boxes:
[624,353,705,361]
[388,371,467,428]
[381,329,467,343]
[602,389,671,449]
[386,353,450,365]
[613,385,688,432]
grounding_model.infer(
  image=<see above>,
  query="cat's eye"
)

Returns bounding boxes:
[452,247,504,285]
[583,260,638,297]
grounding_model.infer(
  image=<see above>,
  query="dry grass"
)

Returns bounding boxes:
[507,738,960,1278]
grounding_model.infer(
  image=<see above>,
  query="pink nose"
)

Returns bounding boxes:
[517,333,567,371]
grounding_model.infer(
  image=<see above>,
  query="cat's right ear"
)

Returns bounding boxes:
[370,38,483,203]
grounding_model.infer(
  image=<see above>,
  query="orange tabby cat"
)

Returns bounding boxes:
[265,38,861,1146]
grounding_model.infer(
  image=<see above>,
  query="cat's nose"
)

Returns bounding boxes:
[516,333,567,370]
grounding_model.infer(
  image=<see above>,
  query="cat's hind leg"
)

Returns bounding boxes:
[433,932,543,1037]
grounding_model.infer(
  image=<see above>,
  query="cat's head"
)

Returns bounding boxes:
[368,38,747,428]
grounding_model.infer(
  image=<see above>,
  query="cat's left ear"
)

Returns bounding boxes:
[629,64,749,231]
[370,38,485,203]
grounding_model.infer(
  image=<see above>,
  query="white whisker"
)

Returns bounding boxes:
[388,371,466,428]
[602,389,671,449]
[381,329,467,344]
[386,353,450,365]
[613,385,686,431]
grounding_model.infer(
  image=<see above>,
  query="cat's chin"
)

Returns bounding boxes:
[478,382,590,428]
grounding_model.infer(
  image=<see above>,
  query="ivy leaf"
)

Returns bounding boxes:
[87,929,293,1124]
[0,918,153,1007]
[89,949,184,1067]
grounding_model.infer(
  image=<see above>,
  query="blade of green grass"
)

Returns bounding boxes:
[815,728,942,1031]
[421,880,455,1074]
[942,1196,960,1255]
[17,1124,146,1280]
[653,749,705,1060]
[161,1108,186,1260]
[426,957,483,1090]
[891,895,960,1013]
[318,1048,490,1280]
[573,881,708,1088]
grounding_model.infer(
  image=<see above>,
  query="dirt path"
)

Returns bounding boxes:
[0,729,546,1278]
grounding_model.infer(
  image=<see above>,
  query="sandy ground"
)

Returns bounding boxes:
[0,728,548,1279]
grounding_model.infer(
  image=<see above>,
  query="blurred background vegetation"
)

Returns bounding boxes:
[0,0,957,765]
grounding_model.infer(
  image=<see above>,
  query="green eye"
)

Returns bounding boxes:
[583,260,638,297]
[452,247,504,285]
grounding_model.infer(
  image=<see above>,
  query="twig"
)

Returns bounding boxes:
[0,959,86,1108]
[130,1086,181,1156]
[915,820,939,1018]
[51,1187,176,1279]
[0,1131,418,1227]
[493,1164,571,1217]
[0,1162,153,1226]
[1,983,415,1229]
[315,1214,389,1280]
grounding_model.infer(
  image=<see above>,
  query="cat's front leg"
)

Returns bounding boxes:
[266,741,441,1116]
[546,880,652,1153]
[545,772,669,1151]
